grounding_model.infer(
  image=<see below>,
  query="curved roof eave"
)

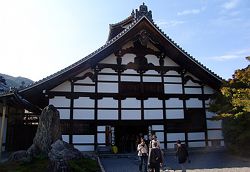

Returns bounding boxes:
[19,16,143,95]
[19,16,222,96]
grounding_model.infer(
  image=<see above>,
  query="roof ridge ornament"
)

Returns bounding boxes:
[132,3,153,21]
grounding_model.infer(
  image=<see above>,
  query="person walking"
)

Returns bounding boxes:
[175,140,189,172]
[148,142,163,172]
[137,138,148,172]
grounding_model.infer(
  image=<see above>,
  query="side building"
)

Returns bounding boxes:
[0,4,223,152]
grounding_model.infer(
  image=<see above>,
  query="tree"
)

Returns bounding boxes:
[209,57,250,156]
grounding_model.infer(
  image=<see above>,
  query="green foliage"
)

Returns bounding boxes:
[0,157,100,172]
[0,156,48,172]
[209,57,250,156]
[68,158,100,172]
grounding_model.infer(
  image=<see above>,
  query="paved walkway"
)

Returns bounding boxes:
[100,150,250,172]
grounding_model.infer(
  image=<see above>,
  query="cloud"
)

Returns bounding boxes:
[207,48,250,61]
[222,0,240,10]
[156,20,185,27]
[177,7,206,16]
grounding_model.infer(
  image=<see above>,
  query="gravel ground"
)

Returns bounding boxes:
[100,150,250,172]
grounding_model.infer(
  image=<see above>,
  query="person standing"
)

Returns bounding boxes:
[137,138,148,172]
[149,134,161,149]
[175,140,189,172]
[148,142,163,172]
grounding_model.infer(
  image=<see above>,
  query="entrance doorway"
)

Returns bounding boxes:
[115,124,148,153]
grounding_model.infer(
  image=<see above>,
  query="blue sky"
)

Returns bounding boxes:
[0,0,249,81]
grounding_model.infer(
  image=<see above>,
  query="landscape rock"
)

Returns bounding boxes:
[8,150,31,162]
[48,139,83,172]
[31,105,62,155]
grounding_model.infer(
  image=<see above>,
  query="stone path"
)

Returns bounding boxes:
[100,150,250,172]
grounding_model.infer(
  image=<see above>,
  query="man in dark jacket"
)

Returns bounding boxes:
[176,140,189,172]
[148,142,163,172]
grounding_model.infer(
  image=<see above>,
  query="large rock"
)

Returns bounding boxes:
[28,105,62,156]
[9,105,62,161]
[8,150,31,162]
[48,140,83,172]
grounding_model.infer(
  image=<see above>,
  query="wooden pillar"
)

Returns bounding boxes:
[0,101,7,159]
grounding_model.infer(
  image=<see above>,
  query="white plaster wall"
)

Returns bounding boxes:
[73,135,94,143]
[165,71,180,76]
[51,81,71,92]
[74,97,94,108]
[99,68,116,74]
[97,126,106,132]
[185,98,203,108]
[205,99,211,108]
[145,54,159,66]
[121,75,140,82]
[167,143,176,149]
[75,77,94,84]
[184,87,202,94]
[144,110,163,119]
[207,130,223,139]
[97,133,105,143]
[49,96,70,107]
[204,85,215,94]
[74,85,95,92]
[99,53,117,64]
[184,80,200,87]
[185,73,200,81]
[121,110,141,120]
[98,98,118,108]
[121,98,141,108]
[166,109,184,119]
[143,76,161,82]
[165,98,183,108]
[164,57,179,66]
[121,54,136,65]
[155,132,164,142]
[144,98,162,108]
[164,84,183,94]
[152,125,164,130]
[62,135,69,143]
[164,77,182,83]
[206,111,216,118]
[98,83,118,93]
[144,70,159,75]
[122,69,138,74]
[98,110,118,120]
[188,141,206,147]
[98,75,118,81]
[167,133,185,141]
[188,132,205,140]
[58,109,70,119]
[207,120,222,129]
[74,145,94,151]
[73,109,94,119]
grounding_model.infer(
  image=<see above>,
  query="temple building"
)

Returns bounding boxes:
[0,4,223,152]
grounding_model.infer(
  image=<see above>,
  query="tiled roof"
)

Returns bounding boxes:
[19,16,142,93]
[19,15,222,93]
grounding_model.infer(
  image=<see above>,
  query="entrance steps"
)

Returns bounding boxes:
[97,146,112,154]
[98,152,137,158]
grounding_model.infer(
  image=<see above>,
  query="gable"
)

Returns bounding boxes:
[18,15,221,108]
